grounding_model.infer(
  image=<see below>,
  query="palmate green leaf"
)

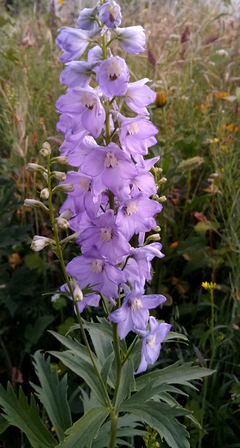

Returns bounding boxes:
[0,383,57,448]
[31,351,72,442]
[136,361,214,391]
[120,401,190,448]
[49,351,108,406]
[55,407,109,448]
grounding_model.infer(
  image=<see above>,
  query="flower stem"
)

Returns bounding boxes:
[47,155,112,409]
[162,108,167,137]
[180,169,191,239]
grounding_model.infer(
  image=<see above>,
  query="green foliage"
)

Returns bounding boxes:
[0,383,57,448]
[31,351,72,442]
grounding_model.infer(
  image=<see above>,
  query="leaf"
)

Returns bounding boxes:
[194,221,219,236]
[163,331,188,343]
[120,401,190,448]
[114,359,135,412]
[24,315,55,352]
[31,351,72,442]
[49,331,99,365]
[0,413,9,434]
[136,361,214,391]
[0,383,57,448]
[55,407,109,448]
[49,351,108,406]
[92,414,145,448]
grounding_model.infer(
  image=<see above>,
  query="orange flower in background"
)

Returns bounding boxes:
[8,253,22,269]
[170,241,178,248]
[215,92,228,100]
[196,103,207,110]
[156,91,167,107]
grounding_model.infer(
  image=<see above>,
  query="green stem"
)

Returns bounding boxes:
[108,412,118,448]
[47,156,111,409]
[180,169,191,239]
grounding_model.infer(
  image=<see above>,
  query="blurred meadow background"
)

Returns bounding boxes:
[0,0,240,446]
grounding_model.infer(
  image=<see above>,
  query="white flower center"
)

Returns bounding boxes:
[81,92,96,110]
[90,259,105,273]
[80,178,91,191]
[104,151,118,168]
[146,334,156,348]
[107,59,122,81]
[128,298,142,311]
[100,227,112,242]
[127,122,139,135]
[124,201,138,216]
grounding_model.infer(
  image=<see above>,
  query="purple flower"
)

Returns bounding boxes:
[99,1,122,29]
[77,6,99,30]
[80,142,138,198]
[60,61,93,88]
[108,283,166,339]
[56,87,106,138]
[88,45,103,64]
[60,136,98,166]
[124,79,156,115]
[60,280,100,313]
[66,248,126,301]
[116,26,146,54]
[77,209,130,263]
[136,317,171,374]
[123,243,164,286]
[118,115,158,157]
[60,171,101,218]
[116,194,162,241]
[130,157,159,196]
[96,57,129,98]
[56,27,101,63]
[57,114,88,143]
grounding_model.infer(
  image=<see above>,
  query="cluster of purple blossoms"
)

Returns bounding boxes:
[55,0,171,373]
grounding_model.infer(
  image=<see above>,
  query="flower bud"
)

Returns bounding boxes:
[40,141,51,157]
[145,234,161,244]
[152,167,163,175]
[55,217,70,230]
[40,188,49,200]
[24,199,49,211]
[26,163,47,173]
[152,226,161,232]
[51,171,67,181]
[156,91,167,107]
[73,284,83,302]
[52,183,75,193]
[51,156,68,165]
[176,156,204,173]
[60,209,74,221]
[31,235,54,251]
[157,177,167,186]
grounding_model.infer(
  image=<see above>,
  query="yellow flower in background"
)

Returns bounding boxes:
[202,281,216,291]
[221,146,226,150]
[59,0,64,4]
[214,138,218,142]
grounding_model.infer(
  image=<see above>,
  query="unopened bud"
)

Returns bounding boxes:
[60,209,74,221]
[55,217,70,230]
[24,199,48,211]
[31,235,55,251]
[26,163,47,173]
[74,284,83,302]
[52,183,74,193]
[152,226,161,232]
[40,142,51,157]
[156,91,167,107]
[152,167,163,175]
[145,234,161,244]
[51,171,67,181]
[51,156,68,165]
[40,188,49,200]
[157,177,167,186]
[158,195,167,202]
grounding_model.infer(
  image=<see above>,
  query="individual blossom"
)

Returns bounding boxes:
[115,26,146,54]
[56,114,88,143]
[80,142,138,198]
[123,243,164,286]
[135,316,172,374]
[60,171,102,219]
[77,5,100,30]
[96,57,129,98]
[56,27,101,63]
[116,193,162,242]
[77,209,130,263]
[124,78,156,115]
[66,247,126,301]
[99,1,122,29]
[118,115,158,157]
[59,61,94,88]
[60,279,100,313]
[108,283,166,339]
[59,136,98,165]
[130,157,159,196]
[56,87,106,138]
